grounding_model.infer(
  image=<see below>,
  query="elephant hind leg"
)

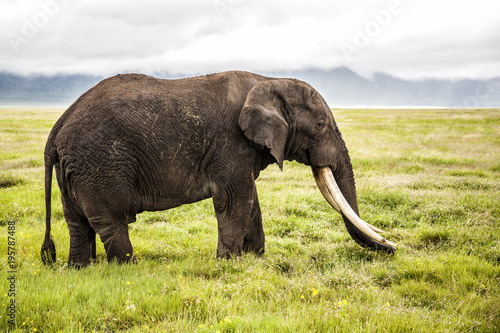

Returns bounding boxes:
[68,221,96,267]
[91,218,134,264]
[62,196,96,267]
[72,186,136,264]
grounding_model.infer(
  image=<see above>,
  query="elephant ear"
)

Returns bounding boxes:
[239,80,290,170]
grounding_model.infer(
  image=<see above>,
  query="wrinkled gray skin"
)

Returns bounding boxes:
[41,71,392,267]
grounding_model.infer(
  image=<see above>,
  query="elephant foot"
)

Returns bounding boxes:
[107,253,137,264]
[243,232,265,256]
[217,246,241,259]
[243,245,265,256]
[216,241,264,259]
[68,260,92,269]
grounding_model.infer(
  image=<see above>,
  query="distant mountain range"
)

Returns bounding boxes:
[1,67,499,108]
[274,68,500,108]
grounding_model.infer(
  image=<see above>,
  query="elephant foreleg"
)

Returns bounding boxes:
[211,171,265,258]
[242,192,265,255]
[88,227,96,261]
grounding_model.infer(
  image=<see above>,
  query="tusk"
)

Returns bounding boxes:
[365,221,384,234]
[312,167,383,233]
[319,189,383,234]
[312,167,396,248]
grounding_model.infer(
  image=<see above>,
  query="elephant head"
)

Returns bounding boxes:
[239,79,396,253]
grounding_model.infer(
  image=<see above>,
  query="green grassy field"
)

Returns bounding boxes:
[1,108,499,332]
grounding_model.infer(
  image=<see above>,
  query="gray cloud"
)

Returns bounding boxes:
[1,0,499,79]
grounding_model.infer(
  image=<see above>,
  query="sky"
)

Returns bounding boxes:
[1,0,499,80]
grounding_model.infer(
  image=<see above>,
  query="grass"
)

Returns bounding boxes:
[1,108,499,332]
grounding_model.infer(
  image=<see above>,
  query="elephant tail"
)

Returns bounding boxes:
[41,142,57,264]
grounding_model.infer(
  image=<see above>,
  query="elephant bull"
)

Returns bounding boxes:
[41,71,395,266]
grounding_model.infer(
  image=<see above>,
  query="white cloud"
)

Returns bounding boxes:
[1,0,499,79]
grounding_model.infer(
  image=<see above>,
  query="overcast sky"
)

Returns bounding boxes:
[1,0,499,80]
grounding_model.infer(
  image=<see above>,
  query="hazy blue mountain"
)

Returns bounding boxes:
[370,73,500,108]
[286,68,500,107]
[1,68,499,108]
[285,68,407,107]
[0,73,102,107]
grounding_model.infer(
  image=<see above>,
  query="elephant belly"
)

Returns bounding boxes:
[137,172,213,212]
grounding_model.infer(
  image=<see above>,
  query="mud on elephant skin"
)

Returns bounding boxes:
[41,71,396,266]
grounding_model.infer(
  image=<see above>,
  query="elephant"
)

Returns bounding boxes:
[41,71,396,266]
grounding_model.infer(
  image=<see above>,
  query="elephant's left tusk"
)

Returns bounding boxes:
[313,167,396,248]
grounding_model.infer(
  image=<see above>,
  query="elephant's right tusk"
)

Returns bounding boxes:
[312,167,396,248]
[365,221,384,234]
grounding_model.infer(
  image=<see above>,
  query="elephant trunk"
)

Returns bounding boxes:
[312,166,396,254]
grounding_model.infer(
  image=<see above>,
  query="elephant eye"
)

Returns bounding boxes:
[315,121,325,131]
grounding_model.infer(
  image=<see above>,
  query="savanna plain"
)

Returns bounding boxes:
[1,108,499,332]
